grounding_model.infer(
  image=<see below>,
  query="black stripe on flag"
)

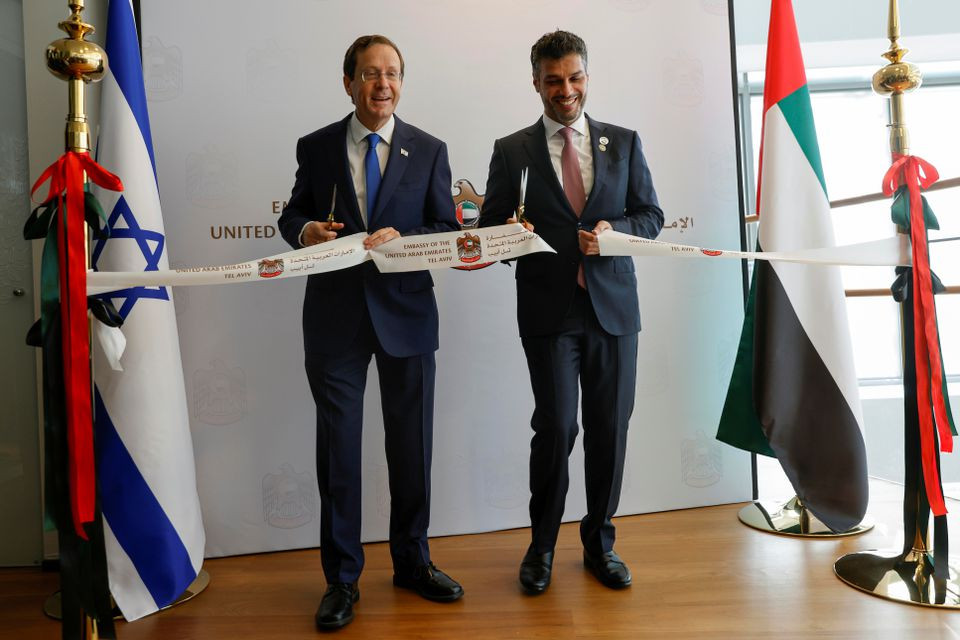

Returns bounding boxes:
[753,258,869,532]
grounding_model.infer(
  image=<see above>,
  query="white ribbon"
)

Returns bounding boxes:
[87,224,553,294]
[370,225,549,273]
[88,223,911,297]
[597,230,912,267]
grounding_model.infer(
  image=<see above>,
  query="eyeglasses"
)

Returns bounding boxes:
[360,70,403,84]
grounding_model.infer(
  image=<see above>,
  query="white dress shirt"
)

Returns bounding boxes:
[347,112,394,226]
[542,113,594,196]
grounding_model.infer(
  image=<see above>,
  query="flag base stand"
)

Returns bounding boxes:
[738,496,874,537]
[43,569,211,621]
[834,548,960,608]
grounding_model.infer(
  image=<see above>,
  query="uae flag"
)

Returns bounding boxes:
[717,0,868,532]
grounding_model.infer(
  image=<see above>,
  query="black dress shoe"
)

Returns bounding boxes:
[583,550,632,589]
[519,549,554,594]
[393,562,464,602]
[315,583,359,631]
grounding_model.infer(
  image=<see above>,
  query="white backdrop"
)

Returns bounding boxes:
[139,0,751,557]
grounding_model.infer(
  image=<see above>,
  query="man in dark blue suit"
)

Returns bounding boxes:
[278,34,463,631]
[479,30,663,594]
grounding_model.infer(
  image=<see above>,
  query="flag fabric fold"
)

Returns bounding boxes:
[92,0,205,620]
[717,0,868,532]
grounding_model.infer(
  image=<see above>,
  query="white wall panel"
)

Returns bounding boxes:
[140,0,751,557]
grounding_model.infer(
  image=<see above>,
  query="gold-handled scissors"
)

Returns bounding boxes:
[326,183,337,224]
[516,167,528,224]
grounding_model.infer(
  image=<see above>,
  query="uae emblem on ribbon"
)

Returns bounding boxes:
[457,232,483,264]
[258,257,284,278]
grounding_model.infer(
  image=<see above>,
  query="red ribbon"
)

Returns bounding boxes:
[882,153,951,516]
[31,151,123,539]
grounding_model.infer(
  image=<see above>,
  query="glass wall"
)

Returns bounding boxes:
[744,64,960,383]
[742,63,960,499]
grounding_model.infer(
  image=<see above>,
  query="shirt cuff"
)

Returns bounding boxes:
[297,221,312,247]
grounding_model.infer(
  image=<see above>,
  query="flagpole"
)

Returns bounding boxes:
[43,1,117,638]
[834,0,960,607]
[41,0,211,626]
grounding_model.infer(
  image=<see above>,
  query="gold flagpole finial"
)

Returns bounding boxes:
[45,0,108,152]
[871,0,921,155]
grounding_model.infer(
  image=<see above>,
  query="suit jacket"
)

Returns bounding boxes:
[279,114,459,358]
[479,115,664,338]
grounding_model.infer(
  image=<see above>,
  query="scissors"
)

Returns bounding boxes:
[516,167,528,224]
[326,184,337,224]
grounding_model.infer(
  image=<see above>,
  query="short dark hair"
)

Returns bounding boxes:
[343,34,404,80]
[530,30,587,76]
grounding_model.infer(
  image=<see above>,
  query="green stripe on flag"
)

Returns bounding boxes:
[717,262,776,458]
[777,85,828,198]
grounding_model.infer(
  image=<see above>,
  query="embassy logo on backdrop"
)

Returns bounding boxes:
[608,0,654,11]
[192,359,248,426]
[453,179,482,229]
[664,53,705,107]
[452,179,493,271]
[681,430,722,488]
[262,464,318,529]
[701,0,727,16]
[245,40,297,101]
[143,36,182,102]
[187,145,239,208]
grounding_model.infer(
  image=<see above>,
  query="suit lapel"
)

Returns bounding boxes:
[522,120,575,220]
[582,116,609,221]
[333,114,364,230]
[369,117,414,227]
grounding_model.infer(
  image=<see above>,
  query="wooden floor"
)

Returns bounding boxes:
[5,479,960,639]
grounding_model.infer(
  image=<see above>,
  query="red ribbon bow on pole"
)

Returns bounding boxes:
[882,152,952,516]
[31,151,123,539]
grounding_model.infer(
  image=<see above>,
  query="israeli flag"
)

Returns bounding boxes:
[92,0,205,621]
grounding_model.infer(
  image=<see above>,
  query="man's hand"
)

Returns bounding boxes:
[364,226,401,249]
[578,220,612,255]
[303,221,344,246]
[506,216,535,232]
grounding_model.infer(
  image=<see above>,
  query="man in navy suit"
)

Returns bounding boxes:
[479,30,663,594]
[278,34,463,631]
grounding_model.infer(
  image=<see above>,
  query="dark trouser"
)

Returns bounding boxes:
[520,288,638,556]
[305,306,434,584]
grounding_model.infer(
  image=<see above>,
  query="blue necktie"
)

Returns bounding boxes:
[364,133,382,221]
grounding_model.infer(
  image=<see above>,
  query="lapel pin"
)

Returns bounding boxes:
[598,144,607,152]
[599,136,609,145]
[400,148,409,157]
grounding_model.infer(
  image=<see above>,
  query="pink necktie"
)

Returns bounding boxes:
[560,127,587,288]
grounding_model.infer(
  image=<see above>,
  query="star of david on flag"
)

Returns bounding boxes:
[91,0,205,621]
[93,194,169,319]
